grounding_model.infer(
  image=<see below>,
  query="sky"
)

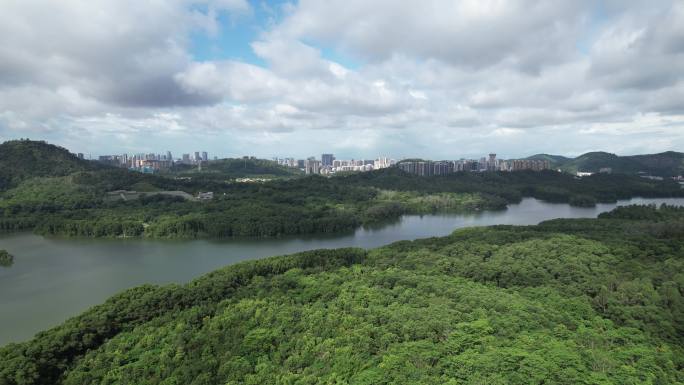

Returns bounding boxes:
[0,0,683,160]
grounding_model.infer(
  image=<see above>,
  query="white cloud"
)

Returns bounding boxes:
[589,2,684,88]
[0,0,682,159]
[275,0,590,72]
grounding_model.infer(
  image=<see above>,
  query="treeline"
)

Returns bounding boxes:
[346,168,684,205]
[2,206,684,384]
[599,203,684,220]
[31,206,360,238]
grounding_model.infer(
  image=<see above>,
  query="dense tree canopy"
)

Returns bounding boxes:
[1,205,683,384]
[0,140,100,191]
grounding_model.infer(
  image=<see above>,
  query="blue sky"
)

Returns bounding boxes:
[189,1,361,70]
[189,1,269,64]
[0,0,682,160]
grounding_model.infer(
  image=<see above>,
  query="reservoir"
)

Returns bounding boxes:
[1,197,684,346]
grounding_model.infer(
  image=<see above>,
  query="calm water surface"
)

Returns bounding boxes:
[1,197,683,345]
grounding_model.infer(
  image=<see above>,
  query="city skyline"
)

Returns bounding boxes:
[32,140,684,164]
[88,148,550,164]
[0,1,683,158]
[89,142,569,176]
[92,145,559,176]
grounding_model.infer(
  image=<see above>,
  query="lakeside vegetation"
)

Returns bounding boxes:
[1,140,683,239]
[0,250,13,267]
[1,204,683,384]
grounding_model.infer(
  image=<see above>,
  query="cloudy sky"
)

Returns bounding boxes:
[1,0,682,159]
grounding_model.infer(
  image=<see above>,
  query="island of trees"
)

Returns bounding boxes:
[1,204,683,384]
[0,250,13,267]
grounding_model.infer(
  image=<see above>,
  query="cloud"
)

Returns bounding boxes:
[0,0,683,159]
[0,0,250,109]
[274,0,590,72]
[175,44,417,117]
[589,2,684,90]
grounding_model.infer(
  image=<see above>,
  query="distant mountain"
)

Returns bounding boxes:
[525,154,571,168]
[560,152,640,174]
[526,151,684,176]
[629,151,684,176]
[0,140,99,191]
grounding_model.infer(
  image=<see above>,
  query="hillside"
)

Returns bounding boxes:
[0,140,99,191]
[561,151,643,174]
[524,153,571,168]
[171,158,302,179]
[527,151,684,176]
[630,151,684,176]
[1,204,683,384]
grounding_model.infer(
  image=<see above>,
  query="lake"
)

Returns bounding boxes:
[2,197,684,346]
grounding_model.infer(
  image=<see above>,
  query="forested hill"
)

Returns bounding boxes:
[171,157,302,179]
[0,140,100,191]
[524,153,571,165]
[527,151,684,176]
[2,204,684,384]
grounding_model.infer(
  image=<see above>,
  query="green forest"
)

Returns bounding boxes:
[169,157,303,179]
[1,204,683,384]
[1,140,683,239]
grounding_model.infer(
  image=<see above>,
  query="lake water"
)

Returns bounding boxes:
[1,197,684,346]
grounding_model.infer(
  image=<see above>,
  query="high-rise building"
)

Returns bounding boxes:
[488,153,497,171]
[304,159,321,174]
[166,151,173,162]
[77,153,84,159]
[433,161,452,175]
[182,153,190,163]
[374,157,394,169]
[321,153,334,167]
[202,151,208,161]
[399,161,434,176]
[194,151,200,162]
